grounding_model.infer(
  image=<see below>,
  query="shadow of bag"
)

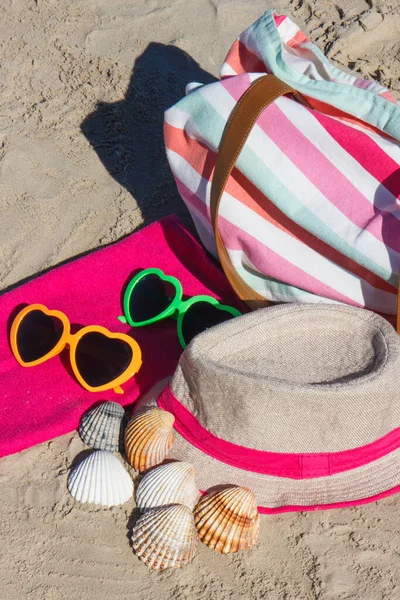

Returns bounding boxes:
[164,10,400,323]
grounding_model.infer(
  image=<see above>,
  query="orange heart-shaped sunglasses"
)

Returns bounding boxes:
[10,304,142,394]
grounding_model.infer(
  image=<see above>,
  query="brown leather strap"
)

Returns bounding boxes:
[210,73,400,332]
[210,74,297,309]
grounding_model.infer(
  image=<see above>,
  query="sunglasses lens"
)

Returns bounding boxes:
[75,332,133,388]
[181,302,236,346]
[129,274,176,323]
[16,309,64,362]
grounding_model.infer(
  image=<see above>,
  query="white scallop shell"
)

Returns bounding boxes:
[68,450,133,507]
[131,504,198,570]
[79,401,125,452]
[136,462,199,511]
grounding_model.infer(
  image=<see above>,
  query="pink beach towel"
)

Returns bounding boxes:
[0,215,242,458]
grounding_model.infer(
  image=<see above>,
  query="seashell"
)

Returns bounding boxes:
[136,462,199,511]
[79,401,125,452]
[124,408,175,472]
[193,486,260,554]
[131,504,198,570]
[68,450,133,507]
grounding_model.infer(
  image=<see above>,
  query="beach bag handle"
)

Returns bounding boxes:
[210,74,400,333]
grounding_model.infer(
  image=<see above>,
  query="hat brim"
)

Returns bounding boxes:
[133,381,400,513]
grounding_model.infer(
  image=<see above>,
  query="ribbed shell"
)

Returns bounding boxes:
[124,408,175,472]
[68,450,133,507]
[136,462,199,511]
[194,486,260,554]
[131,504,198,570]
[79,401,125,452]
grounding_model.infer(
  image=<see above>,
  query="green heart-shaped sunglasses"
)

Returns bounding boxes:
[118,268,241,348]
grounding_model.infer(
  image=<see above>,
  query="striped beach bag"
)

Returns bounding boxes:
[164,10,400,322]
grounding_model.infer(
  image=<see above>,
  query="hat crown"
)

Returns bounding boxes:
[170,304,400,453]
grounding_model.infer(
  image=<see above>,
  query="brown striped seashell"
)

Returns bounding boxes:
[131,504,198,570]
[136,461,199,511]
[193,485,260,554]
[124,408,175,472]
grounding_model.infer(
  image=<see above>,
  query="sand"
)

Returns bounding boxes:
[2,433,400,600]
[1,0,399,598]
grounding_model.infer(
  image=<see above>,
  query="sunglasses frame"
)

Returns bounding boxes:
[10,304,142,394]
[118,268,241,348]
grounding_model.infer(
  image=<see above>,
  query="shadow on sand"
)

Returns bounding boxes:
[81,42,217,227]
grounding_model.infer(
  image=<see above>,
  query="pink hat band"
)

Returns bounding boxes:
[135,304,400,513]
[157,386,400,480]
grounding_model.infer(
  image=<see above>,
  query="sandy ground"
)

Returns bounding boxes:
[3,431,400,600]
[1,0,400,598]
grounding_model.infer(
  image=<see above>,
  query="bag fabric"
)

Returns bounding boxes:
[0,215,242,458]
[135,303,400,513]
[164,10,400,316]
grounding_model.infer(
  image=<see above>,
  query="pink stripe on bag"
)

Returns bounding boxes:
[221,76,400,253]
[261,104,400,251]
[217,216,359,306]
[158,386,400,479]
[274,14,287,27]
[165,121,396,295]
[172,168,360,305]
[312,109,400,198]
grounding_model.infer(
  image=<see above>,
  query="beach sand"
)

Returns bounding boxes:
[1,0,399,598]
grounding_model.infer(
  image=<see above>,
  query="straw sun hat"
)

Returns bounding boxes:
[134,303,400,513]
